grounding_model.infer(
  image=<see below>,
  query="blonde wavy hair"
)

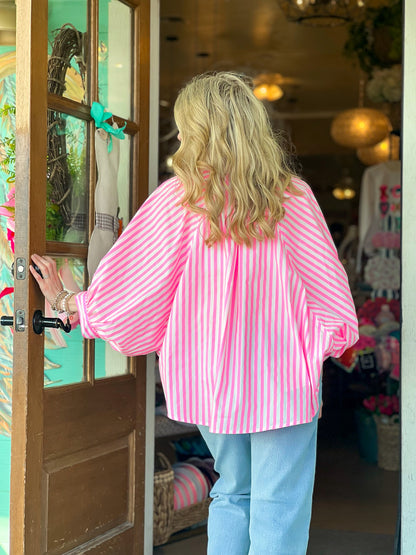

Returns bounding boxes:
[172,71,298,246]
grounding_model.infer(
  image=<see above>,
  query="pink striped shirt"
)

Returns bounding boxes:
[76,176,358,433]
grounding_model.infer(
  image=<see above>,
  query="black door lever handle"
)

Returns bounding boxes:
[1,312,72,333]
[33,310,71,334]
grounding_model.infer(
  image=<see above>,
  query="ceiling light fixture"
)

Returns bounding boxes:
[333,186,356,200]
[253,73,284,102]
[332,170,357,200]
[276,1,389,27]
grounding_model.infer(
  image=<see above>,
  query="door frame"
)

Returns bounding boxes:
[143,0,160,552]
[401,0,416,553]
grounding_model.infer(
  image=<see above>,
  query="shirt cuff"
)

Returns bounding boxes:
[75,291,99,339]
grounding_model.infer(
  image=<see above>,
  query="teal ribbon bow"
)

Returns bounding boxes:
[90,101,126,152]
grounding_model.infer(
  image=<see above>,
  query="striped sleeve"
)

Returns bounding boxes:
[279,180,359,359]
[75,177,198,356]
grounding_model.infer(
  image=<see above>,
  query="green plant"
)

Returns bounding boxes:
[344,0,402,75]
[46,181,65,241]
[0,104,88,241]
[0,104,68,240]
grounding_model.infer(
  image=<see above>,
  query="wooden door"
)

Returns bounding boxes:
[10,0,150,552]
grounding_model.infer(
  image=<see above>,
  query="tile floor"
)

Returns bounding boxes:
[154,402,400,555]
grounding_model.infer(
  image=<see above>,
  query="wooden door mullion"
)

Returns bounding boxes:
[83,0,98,384]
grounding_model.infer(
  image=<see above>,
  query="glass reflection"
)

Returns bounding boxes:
[44,257,86,388]
[98,0,132,119]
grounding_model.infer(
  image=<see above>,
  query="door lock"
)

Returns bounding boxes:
[0,309,26,332]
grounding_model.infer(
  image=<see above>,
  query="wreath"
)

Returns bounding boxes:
[47,24,86,237]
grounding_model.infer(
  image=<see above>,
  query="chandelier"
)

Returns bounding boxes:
[276,1,390,27]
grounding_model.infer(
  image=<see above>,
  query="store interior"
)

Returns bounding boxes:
[0,0,402,553]
[153,0,402,553]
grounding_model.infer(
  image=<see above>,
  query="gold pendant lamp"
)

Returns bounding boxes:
[357,133,400,166]
[330,74,392,149]
[330,107,392,149]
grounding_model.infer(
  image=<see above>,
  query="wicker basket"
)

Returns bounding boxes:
[153,452,211,546]
[153,452,175,546]
[374,416,400,471]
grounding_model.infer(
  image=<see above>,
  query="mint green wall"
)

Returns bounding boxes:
[47,0,109,103]
[48,1,87,35]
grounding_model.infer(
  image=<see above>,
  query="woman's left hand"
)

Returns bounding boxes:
[29,254,63,307]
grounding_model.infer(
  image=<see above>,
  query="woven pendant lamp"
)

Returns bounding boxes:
[330,108,392,149]
[357,133,400,166]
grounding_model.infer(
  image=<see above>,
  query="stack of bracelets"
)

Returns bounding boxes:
[51,290,76,315]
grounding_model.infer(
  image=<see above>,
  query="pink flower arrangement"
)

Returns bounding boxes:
[354,336,377,351]
[357,297,400,326]
[363,394,400,417]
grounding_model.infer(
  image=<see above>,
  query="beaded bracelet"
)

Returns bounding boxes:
[51,290,68,312]
[63,292,76,315]
[51,290,76,315]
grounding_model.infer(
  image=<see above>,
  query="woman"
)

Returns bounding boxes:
[31,72,358,554]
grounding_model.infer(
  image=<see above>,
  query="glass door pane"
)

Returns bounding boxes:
[44,257,87,388]
[48,0,88,103]
[98,0,132,119]
[93,133,131,379]
[47,111,89,243]
[95,339,129,378]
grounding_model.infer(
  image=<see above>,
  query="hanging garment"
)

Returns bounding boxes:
[87,126,121,278]
[356,160,401,273]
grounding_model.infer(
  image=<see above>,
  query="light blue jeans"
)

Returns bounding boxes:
[198,412,319,555]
